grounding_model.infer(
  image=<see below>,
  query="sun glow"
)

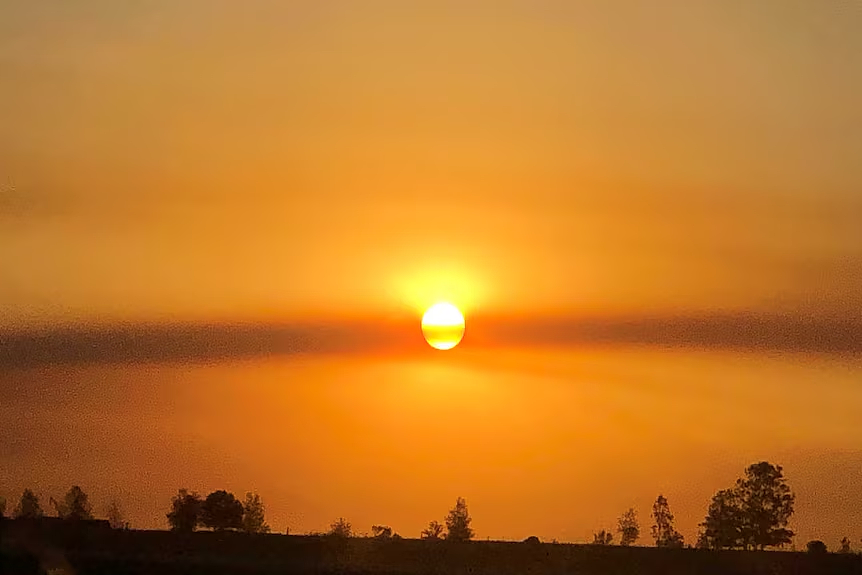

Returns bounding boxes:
[421,302,466,350]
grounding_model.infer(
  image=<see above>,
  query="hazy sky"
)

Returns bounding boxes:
[2,0,860,324]
[1,0,861,548]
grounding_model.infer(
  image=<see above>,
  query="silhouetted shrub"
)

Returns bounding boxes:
[593,530,614,545]
[421,521,444,540]
[328,517,352,538]
[372,525,395,539]
[807,540,827,554]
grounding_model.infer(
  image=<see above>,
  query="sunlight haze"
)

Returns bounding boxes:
[1,0,861,550]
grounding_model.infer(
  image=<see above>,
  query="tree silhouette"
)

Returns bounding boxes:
[617,508,639,546]
[14,489,44,519]
[106,500,130,530]
[421,520,444,540]
[699,488,745,549]
[241,492,270,534]
[593,529,614,545]
[651,495,684,548]
[166,489,202,532]
[200,490,243,531]
[839,537,852,553]
[806,540,827,554]
[736,462,795,549]
[699,462,795,550]
[445,497,473,542]
[0,496,6,518]
[53,486,94,520]
[328,517,352,538]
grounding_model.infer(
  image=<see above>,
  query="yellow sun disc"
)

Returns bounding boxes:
[421,302,465,350]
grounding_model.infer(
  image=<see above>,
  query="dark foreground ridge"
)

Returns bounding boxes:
[3,519,862,575]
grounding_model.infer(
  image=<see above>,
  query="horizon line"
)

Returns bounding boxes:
[1,309,860,369]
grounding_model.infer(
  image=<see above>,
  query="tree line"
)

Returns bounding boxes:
[0,486,118,524]
[165,490,474,543]
[591,494,684,548]
[1,462,859,552]
[0,486,266,534]
[166,489,270,533]
[591,461,795,549]
[589,461,856,553]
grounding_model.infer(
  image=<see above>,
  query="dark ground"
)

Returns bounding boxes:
[2,519,862,575]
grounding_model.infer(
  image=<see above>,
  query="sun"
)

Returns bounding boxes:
[421,302,466,350]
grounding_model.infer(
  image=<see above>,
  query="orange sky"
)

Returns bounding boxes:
[1,0,861,549]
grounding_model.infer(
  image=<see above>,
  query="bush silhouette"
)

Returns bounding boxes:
[421,520,444,540]
[807,540,827,554]
[328,517,352,538]
[593,529,614,545]
[372,525,396,539]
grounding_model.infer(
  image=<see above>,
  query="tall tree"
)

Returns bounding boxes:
[699,489,745,550]
[53,486,94,520]
[617,508,640,546]
[735,462,795,550]
[700,462,795,550]
[421,520,444,540]
[651,495,684,548]
[241,492,270,534]
[445,497,474,542]
[166,489,202,532]
[106,500,130,530]
[200,490,243,531]
[328,517,352,538]
[839,537,852,554]
[0,496,6,518]
[14,489,44,519]
[593,529,614,545]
